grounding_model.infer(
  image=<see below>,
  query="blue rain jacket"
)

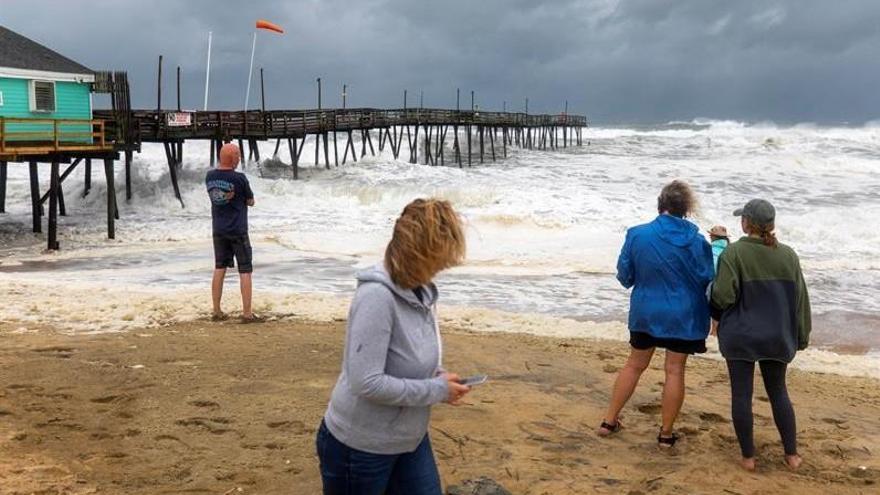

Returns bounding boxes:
[617,215,715,341]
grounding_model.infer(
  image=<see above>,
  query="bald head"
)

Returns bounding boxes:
[219,143,241,169]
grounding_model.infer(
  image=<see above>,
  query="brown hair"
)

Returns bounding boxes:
[744,218,779,248]
[385,198,466,289]
[657,180,697,218]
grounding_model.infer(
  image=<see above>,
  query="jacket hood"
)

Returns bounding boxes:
[651,214,700,248]
[356,264,437,309]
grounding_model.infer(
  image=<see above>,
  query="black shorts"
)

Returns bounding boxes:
[213,233,253,273]
[630,331,707,355]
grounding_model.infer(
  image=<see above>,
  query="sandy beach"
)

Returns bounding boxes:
[2,317,878,494]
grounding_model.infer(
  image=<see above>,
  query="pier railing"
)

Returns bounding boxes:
[0,117,111,156]
[98,108,587,142]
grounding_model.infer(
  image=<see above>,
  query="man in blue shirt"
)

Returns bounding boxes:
[206,143,260,322]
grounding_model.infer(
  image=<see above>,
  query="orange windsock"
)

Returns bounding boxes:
[256,19,284,34]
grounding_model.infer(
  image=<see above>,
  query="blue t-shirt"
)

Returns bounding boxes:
[711,238,729,273]
[206,169,253,236]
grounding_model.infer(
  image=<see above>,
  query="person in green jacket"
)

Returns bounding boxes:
[710,199,811,472]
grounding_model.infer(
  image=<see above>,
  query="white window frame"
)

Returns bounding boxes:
[29,80,57,113]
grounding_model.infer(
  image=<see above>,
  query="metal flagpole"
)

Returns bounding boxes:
[244,31,257,110]
[203,31,212,111]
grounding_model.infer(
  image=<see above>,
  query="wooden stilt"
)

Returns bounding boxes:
[323,132,331,170]
[38,159,81,208]
[412,125,418,164]
[163,142,185,208]
[287,138,299,180]
[479,126,485,164]
[490,126,496,161]
[314,134,320,166]
[104,158,116,239]
[48,161,60,250]
[210,139,216,167]
[0,161,6,213]
[396,125,405,160]
[251,139,261,162]
[366,130,375,156]
[297,135,307,164]
[274,138,282,157]
[438,126,447,166]
[424,126,431,165]
[467,125,472,167]
[125,150,133,201]
[29,161,41,233]
[454,125,461,168]
[503,128,507,158]
[333,132,339,167]
[83,158,92,197]
[57,181,66,217]
[405,126,413,162]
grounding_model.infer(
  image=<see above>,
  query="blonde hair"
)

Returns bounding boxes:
[385,199,466,289]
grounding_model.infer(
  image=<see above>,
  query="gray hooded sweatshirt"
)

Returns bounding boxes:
[323,264,448,454]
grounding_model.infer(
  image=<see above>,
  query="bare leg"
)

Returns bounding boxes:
[212,268,227,315]
[240,272,253,318]
[600,347,655,431]
[660,351,688,436]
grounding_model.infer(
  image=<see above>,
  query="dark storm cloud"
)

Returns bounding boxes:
[1,0,878,123]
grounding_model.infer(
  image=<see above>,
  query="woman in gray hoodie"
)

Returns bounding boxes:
[317,198,471,495]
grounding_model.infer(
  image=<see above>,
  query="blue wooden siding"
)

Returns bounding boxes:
[0,77,92,143]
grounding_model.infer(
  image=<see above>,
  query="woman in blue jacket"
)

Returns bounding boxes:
[597,180,714,448]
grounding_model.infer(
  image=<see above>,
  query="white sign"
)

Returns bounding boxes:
[166,112,193,127]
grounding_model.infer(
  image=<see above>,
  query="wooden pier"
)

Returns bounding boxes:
[3,104,586,252]
[0,29,589,251]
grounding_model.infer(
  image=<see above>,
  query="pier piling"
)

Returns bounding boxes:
[0,161,6,213]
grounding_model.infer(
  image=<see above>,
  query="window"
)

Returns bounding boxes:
[0,90,4,106]
[29,80,56,112]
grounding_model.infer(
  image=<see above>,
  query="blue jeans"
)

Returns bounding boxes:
[316,420,442,495]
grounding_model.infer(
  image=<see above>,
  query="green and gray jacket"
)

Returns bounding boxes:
[710,237,811,363]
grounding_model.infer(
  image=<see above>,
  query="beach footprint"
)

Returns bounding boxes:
[636,403,661,415]
[188,399,220,409]
[698,412,727,424]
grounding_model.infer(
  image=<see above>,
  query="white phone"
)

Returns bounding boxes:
[460,374,488,387]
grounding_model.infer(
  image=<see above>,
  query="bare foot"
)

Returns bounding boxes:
[240,313,265,324]
[785,454,802,471]
[740,457,757,472]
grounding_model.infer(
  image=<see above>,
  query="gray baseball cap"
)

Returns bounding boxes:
[733,199,776,225]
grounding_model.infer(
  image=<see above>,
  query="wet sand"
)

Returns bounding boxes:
[1,319,879,494]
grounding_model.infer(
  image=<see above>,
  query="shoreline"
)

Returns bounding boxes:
[2,275,880,380]
[2,318,879,494]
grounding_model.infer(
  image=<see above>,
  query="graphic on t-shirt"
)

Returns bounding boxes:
[207,180,236,206]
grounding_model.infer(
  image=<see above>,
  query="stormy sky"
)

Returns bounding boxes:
[2,0,878,124]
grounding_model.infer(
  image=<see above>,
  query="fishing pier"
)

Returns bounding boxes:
[0,27,587,251]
